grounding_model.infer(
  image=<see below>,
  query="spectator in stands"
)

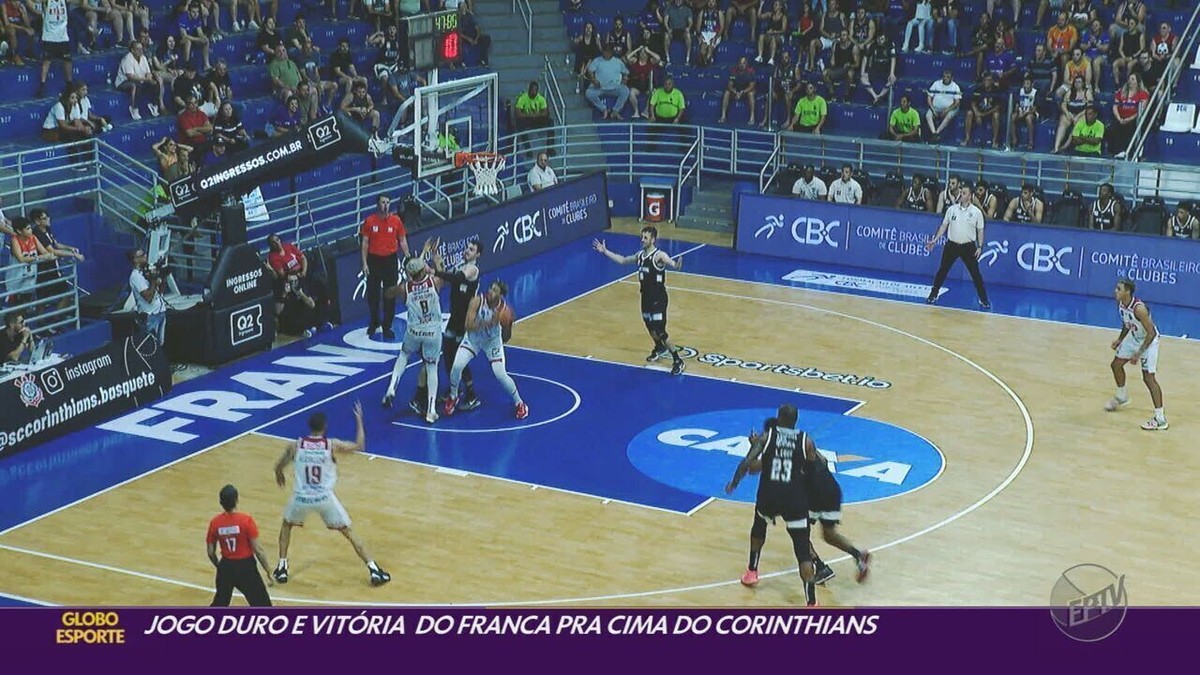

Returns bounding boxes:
[1080,18,1109,92]
[364,0,393,32]
[648,75,685,123]
[458,3,491,67]
[527,152,557,192]
[228,0,262,32]
[765,50,801,129]
[1111,15,1144,88]
[1056,46,1091,98]
[127,247,167,345]
[1066,0,1095,30]
[1130,51,1162,94]
[294,80,319,122]
[269,95,303,137]
[792,165,828,200]
[212,101,250,152]
[269,43,305,101]
[719,55,757,126]
[1,311,33,364]
[884,94,921,142]
[2,0,34,66]
[1003,184,1045,223]
[972,180,999,218]
[1164,202,1198,240]
[204,133,229,164]
[178,2,212,71]
[574,21,602,82]
[1110,1,1145,41]
[1009,74,1039,150]
[606,15,632,59]
[638,0,668,58]
[113,0,150,43]
[789,82,827,134]
[1088,182,1123,230]
[694,0,722,67]
[585,45,631,120]
[514,80,553,154]
[116,40,162,120]
[849,6,877,60]
[861,31,896,106]
[755,1,787,65]
[934,0,960,56]
[1026,42,1058,99]
[369,24,402,102]
[1037,0,1066,28]
[178,94,213,156]
[1108,73,1148,159]
[625,45,662,119]
[152,137,195,180]
[966,12,994,78]
[663,0,692,65]
[205,58,233,105]
[896,173,933,211]
[41,88,92,166]
[925,69,962,141]
[984,37,1019,87]
[1051,75,1091,152]
[183,0,222,39]
[724,0,757,42]
[985,0,1019,24]
[793,4,819,66]
[962,72,1002,148]
[341,81,380,138]
[254,16,284,64]
[828,164,863,204]
[810,0,846,72]
[79,0,125,54]
[266,233,326,338]
[31,0,74,98]
[994,17,1015,50]
[30,207,82,312]
[1150,21,1176,65]
[903,0,933,54]
[173,62,209,113]
[328,37,367,101]
[72,83,111,136]
[1046,12,1077,66]
[7,217,53,309]
[1069,105,1104,156]
[153,34,184,93]
[822,31,857,103]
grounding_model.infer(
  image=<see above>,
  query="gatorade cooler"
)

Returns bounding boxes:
[645,192,666,223]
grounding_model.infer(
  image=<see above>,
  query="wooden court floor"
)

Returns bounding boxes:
[1,272,1196,607]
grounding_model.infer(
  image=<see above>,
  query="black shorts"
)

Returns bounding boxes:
[42,40,71,61]
[807,479,843,525]
[755,490,809,527]
[640,294,667,323]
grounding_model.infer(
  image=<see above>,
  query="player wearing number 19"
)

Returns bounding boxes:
[272,402,392,587]
[725,404,818,606]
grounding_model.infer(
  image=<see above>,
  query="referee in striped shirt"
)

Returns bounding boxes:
[925,187,991,310]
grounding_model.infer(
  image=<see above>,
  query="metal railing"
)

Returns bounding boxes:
[0,142,100,217]
[96,140,160,237]
[0,258,80,334]
[514,0,533,55]
[1127,3,1200,160]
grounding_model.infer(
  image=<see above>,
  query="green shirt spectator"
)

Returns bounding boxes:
[650,81,685,121]
[515,90,548,115]
[790,85,827,132]
[269,51,303,92]
[886,96,921,141]
[1071,108,1105,155]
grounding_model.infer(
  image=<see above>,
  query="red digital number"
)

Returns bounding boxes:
[441,32,460,60]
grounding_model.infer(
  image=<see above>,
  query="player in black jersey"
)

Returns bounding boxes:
[1003,184,1044,224]
[410,238,483,415]
[593,226,686,376]
[895,174,933,212]
[725,404,819,606]
[804,434,872,585]
[1088,183,1122,231]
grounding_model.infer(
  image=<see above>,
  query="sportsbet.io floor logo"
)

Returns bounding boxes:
[625,408,943,504]
[1050,564,1128,642]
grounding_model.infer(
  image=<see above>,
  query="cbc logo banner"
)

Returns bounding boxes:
[755,214,841,249]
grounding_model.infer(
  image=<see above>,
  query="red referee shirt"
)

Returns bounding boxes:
[206,511,259,560]
[361,213,407,257]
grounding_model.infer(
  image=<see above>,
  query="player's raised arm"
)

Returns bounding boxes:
[332,402,366,454]
[726,427,770,493]
[274,444,296,487]
[463,295,486,332]
[593,238,636,264]
[655,248,683,270]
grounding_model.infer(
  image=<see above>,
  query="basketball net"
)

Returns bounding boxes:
[467,154,505,197]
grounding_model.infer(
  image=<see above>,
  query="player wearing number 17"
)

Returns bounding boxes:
[272,402,392,587]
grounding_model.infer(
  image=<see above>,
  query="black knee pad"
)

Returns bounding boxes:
[750,512,769,539]
[787,525,813,563]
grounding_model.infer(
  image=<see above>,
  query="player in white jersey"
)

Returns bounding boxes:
[442,279,528,419]
[272,402,392,586]
[381,240,444,423]
[1105,278,1168,430]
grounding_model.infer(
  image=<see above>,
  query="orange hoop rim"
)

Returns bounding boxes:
[454,151,505,169]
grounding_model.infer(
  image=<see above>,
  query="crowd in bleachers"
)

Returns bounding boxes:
[564,0,1192,156]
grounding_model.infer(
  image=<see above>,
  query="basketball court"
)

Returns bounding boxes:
[2,228,1198,607]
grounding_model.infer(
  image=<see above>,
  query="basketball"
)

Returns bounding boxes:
[498,305,515,329]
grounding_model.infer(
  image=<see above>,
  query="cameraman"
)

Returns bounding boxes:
[1,311,33,364]
[265,234,327,338]
[127,247,168,345]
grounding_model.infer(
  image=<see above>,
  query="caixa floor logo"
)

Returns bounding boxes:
[626,408,943,504]
[754,215,841,248]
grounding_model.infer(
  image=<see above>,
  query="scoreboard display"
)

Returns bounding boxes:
[405,9,461,70]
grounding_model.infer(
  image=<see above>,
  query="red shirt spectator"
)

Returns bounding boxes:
[1114,86,1149,122]
[178,98,211,145]
[1150,28,1176,60]
[268,240,305,276]
[206,510,258,561]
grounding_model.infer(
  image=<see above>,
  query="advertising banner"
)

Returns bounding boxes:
[0,337,172,458]
[736,194,1200,308]
[331,173,611,322]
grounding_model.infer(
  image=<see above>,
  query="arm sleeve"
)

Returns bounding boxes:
[434,269,467,283]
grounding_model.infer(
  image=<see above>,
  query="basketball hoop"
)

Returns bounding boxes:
[455,151,505,197]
